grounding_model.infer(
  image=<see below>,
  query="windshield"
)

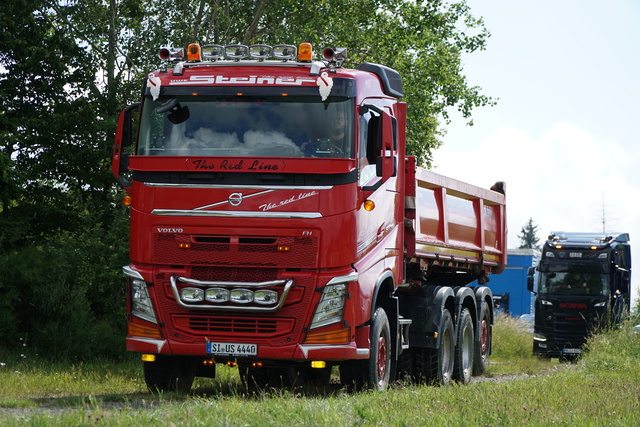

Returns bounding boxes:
[136,95,354,158]
[539,271,610,296]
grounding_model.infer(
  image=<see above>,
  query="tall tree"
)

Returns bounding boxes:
[518,218,540,250]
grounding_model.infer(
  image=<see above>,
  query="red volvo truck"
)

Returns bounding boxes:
[112,42,507,392]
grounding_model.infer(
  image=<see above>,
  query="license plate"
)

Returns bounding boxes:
[562,348,581,354]
[206,342,257,357]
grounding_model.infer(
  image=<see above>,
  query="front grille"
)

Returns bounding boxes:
[173,315,295,337]
[154,233,318,267]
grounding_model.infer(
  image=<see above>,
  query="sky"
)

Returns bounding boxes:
[431,0,640,305]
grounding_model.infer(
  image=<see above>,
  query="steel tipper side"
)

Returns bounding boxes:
[528,232,631,361]
[112,42,507,393]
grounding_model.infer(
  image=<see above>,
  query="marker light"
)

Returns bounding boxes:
[364,200,375,211]
[298,43,313,61]
[187,43,202,62]
[273,44,296,60]
[311,360,327,369]
[122,195,132,206]
[142,354,156,362]
[249,44,272,60]
[555,245,562,249]
[202,44,224,60]
[225,44,249,60]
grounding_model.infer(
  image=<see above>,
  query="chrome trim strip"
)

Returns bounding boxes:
[326,271,359,285]
[151,209,322,218]
[123,265,144,280]
[297,344,369,358]
[144,182,333,191]
[194,189,273,210]
[170,276,294,312]
[126,337,167,353]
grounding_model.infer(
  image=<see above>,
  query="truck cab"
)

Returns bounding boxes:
[528,232,631,360]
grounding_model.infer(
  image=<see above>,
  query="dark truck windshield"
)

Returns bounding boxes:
[136,95,354,159]
[539,268,610,296]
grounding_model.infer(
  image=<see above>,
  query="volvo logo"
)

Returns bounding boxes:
[228,192,243,206]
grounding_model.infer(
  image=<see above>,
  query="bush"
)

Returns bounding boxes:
[0,225,129,361]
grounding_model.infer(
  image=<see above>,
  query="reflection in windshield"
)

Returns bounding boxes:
[136,95,354,158]
[539,271,609,296]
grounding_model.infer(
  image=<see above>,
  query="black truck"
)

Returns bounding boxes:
[528,232,631,360]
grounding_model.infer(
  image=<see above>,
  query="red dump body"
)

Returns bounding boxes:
[112,46,506,390]
[405,159,506,275]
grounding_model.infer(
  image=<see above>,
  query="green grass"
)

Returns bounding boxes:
[1,315,639,425]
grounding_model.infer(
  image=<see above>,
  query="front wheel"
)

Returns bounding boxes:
[367,307,392,390]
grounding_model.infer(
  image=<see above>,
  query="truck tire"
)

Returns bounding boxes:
[472,301,491,375]
[366,307,392,390]
[143,356,196,393]
[453,308,474,384]
[413,309,454,386]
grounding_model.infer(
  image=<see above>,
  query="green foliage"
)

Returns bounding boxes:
[0,217,130,360]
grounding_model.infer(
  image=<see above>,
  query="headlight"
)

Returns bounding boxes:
[131,279,157,324]
[310,283,347,329]
[205,288,230,303]
[181,287,204,302]
[541,299,553,306]
[230,288,253,304]
[254,289,278,305]
[534,332,547,341]
[594,301,606,307]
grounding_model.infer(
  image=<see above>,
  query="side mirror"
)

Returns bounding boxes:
[112,103,139,189]
[527,267,535,293]
[157,98,190,124]
[362,104,397,186]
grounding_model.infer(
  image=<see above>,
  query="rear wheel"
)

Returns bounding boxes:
[453,308,474,384]
[473,301,491,375]
[414,310,454,386]
[143,356,196,393]
[436,310,455,386]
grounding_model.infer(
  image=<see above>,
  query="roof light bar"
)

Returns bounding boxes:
[225,44,249,60]
[273,44,296,60]
[249,44,272,60]
[202,44,224,61]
